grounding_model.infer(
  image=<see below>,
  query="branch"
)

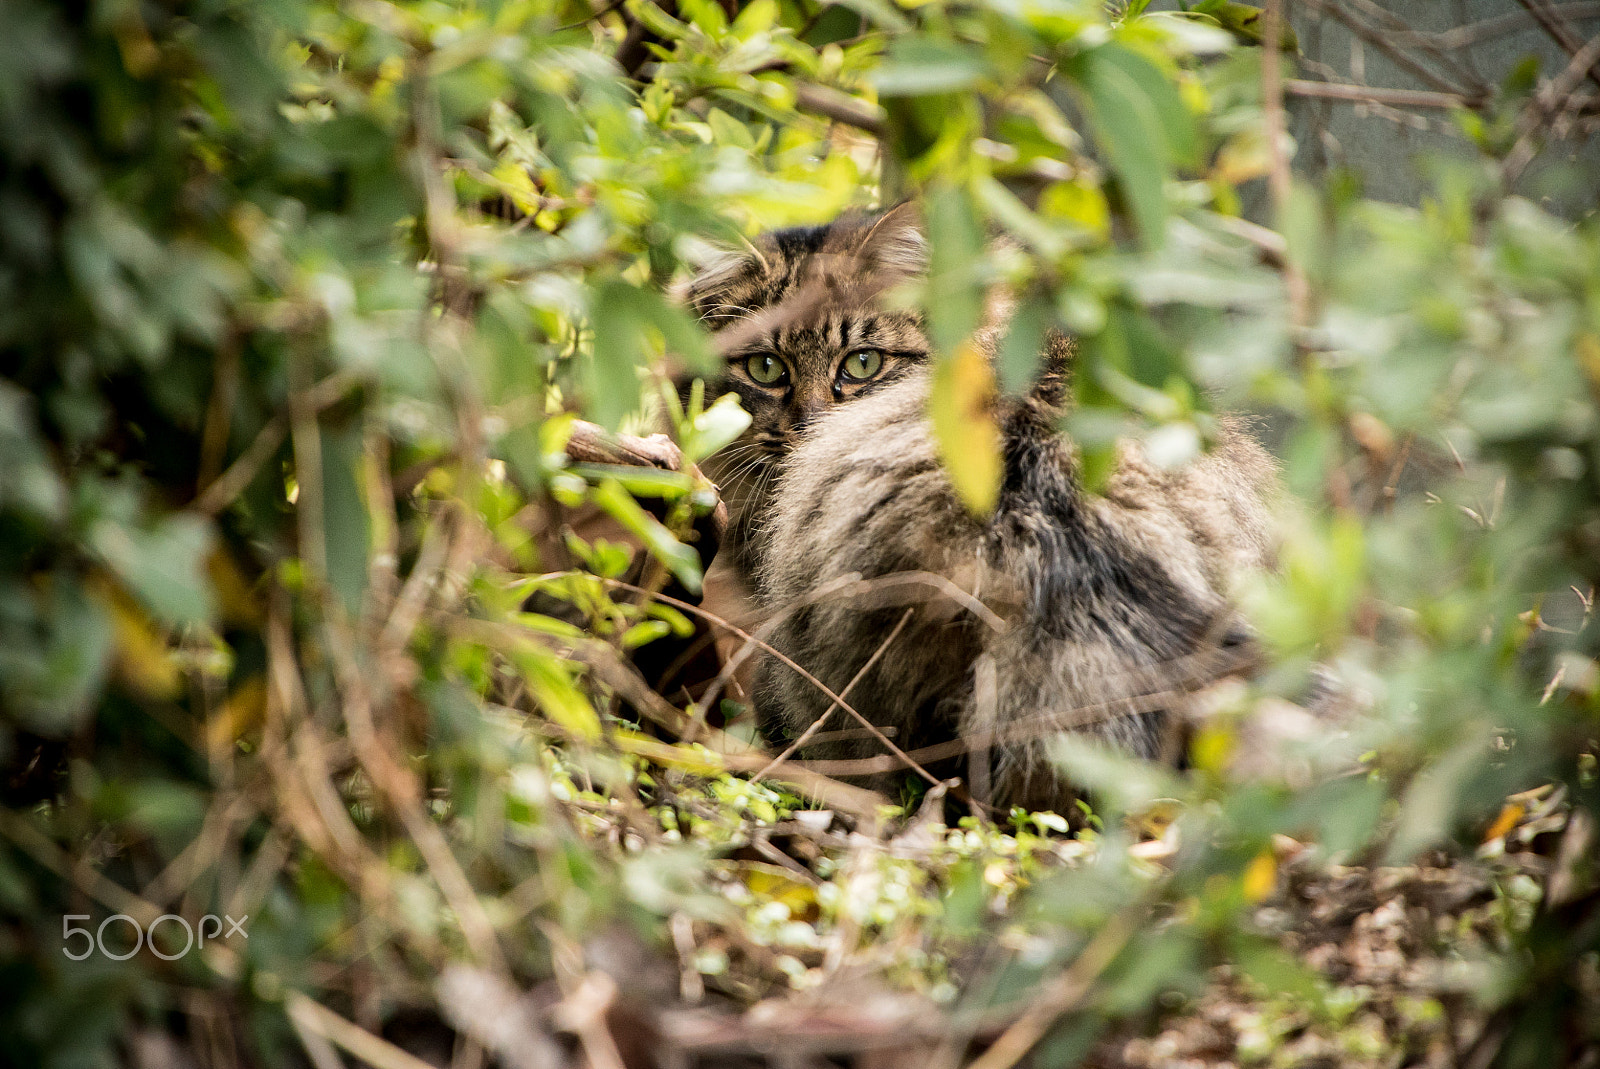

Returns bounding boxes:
[1285,78,1474,110]
[1504,30,1600,183]
[964,905,1144,1069]
[1297,0,1481,100]
[1517,0,1600,94]
[794,81,887,136]
[1262,0,1310,332]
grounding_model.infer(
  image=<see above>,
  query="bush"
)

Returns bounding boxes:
[0,0,1595,1066]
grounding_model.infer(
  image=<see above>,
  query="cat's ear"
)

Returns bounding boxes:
[673,236,766,317]
[858,201,927,277]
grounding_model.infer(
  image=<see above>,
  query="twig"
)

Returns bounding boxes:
[286,993,439,1069]
[794,82,887,136]
[0,809,242,978]
[1394,3,1600,50]
[1261,0,1310,332]
[1297,0,1476,98]
[1209,213,1288,266]
[326,605,509,973]
[1337,0,1489,96]
[492,636,889,819]
[142,796,254,909]
[197,341,239,493]
[605,580,945,786]
[963,905,1144,1069]
[783,642,1256,777]
[1380,432,1416,508]
[750,607,915,783]
[681,569,1007,740]
[378,506,452,655]
[1517,0,1600,93]
[670,913,704,1002]
[1285,78,1474,110]
[1504,30,1600,183]
[195,369,360,515]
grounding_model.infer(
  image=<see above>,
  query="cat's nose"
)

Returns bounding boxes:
[788,401,830,436]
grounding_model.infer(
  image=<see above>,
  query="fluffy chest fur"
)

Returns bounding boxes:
[750,363,1276,810]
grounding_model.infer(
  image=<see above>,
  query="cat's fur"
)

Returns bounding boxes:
[684,207,932,579]
[687,208,1277,811]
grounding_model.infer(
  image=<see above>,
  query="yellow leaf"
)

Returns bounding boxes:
[1214,128,1272,186]
[516,645,601,741]
[930,341,1002,517]
[1578,333,1600,394]
[207,547,263,627]
[744,867,818,917]
[207,675,266,751]
[1040,180,1110,241]
[491,161,542,216]
[1189,723,1234,775]
[1241,849,1277,903]
[1482,802,1525,843]
[607,729,726,776]
[94,578,182,700]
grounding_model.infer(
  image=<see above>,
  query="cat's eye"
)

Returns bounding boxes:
[841,349,884,381]
[744,353,788,386]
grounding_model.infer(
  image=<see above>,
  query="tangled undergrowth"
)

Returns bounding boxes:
[3,0,1600,1067]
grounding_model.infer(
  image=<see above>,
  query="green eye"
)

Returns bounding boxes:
[745,353,787,385]
[841,349,884,381]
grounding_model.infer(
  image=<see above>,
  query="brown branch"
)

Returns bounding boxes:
[1297,0,1479,99]
[794,82,887,136]
[1262,0,1310,333]
[964,904,1144,1069]
[777,639,1257,778]
[1395,3,1600,50]
[604,579,946,787]
[474,619,889,819]
[749,607,915,783]
[1285,78,1474,110]
[1517,0,1600,93]
[680,569,1007,739]
[1504,30,1600,183]
[194,369,361,516]
[286,994,439,1069]
[0,809,244,979]
[1336,0,1489,96]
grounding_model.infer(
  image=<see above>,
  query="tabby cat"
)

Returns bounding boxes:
[686,207,1277,811]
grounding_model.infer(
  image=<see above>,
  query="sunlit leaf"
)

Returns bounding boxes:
[929,342,1003,516]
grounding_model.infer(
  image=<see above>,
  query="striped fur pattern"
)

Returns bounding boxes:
[684,206,931,578]
[687,210,1278,811]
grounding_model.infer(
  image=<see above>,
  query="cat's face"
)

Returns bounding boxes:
[684,208,931,537]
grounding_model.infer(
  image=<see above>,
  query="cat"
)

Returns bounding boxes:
[686,207,1277,812]
[682,206,932,582]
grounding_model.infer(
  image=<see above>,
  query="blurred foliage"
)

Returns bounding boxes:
[0,0,1597,1067]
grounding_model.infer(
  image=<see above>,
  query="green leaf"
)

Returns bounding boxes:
[321,421,371,615]
[591,478,704,595]
[680,392,752,465]
[1188,0,1299,50]
[90,513,215,626]
[589,279,647,431]
[514,644,602,740]
[679,0,729,37]
[925,183,987,357]
[621,620,673,649]
[1069,42,1197,247]
[996,295,1054,395]
[873,39,987,96]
